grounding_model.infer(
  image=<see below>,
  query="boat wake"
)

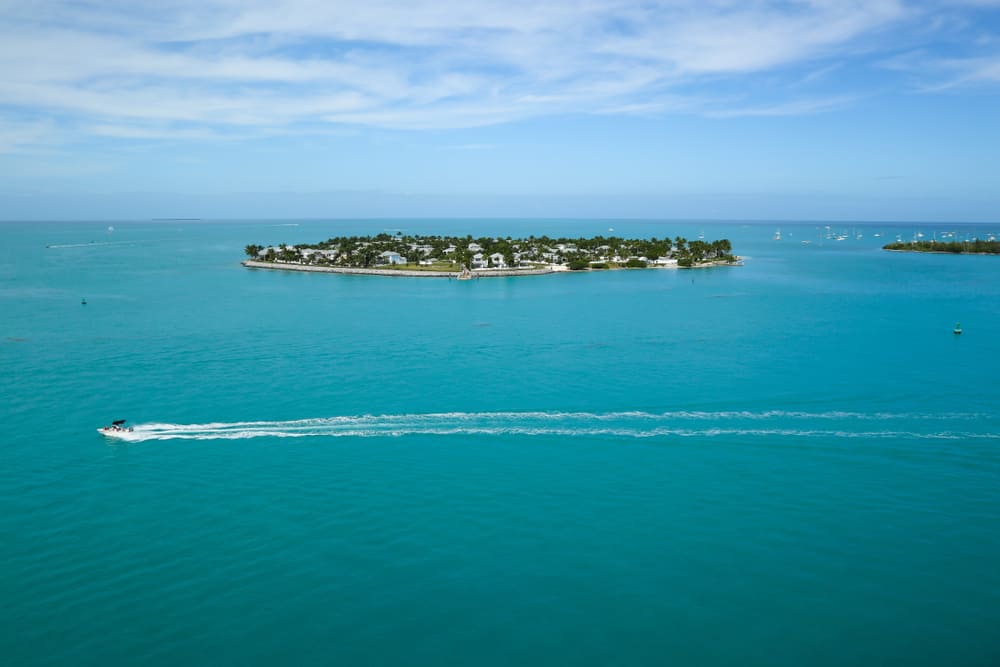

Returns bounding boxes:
[46,240,139,249]
[109,411,999,442]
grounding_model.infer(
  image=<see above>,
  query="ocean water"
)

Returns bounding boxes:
[2,219,999,666]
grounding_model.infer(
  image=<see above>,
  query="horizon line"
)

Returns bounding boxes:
[2,217,999,226]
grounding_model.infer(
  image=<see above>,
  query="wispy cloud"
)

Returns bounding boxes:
[0,116,63,153]
[0,0,994,146]
[705,95,859,118]
[880,46,1000,91]
[921,55,1000,89]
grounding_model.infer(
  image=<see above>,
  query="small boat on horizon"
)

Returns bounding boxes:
[954,322,962,335]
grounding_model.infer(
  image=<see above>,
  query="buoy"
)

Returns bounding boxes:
[81,298,87,305]
[954,322,962,335]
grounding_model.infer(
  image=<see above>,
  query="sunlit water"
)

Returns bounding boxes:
[2,219,999,666]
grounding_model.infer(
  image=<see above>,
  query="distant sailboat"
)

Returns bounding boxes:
[774,229,781,241]
[954,322,962,335]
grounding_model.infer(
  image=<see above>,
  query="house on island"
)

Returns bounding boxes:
[489,252,506,269]
[471,252,487,269]
[379,251,407,265]
[410,244,434,257]
[298,248,337,263]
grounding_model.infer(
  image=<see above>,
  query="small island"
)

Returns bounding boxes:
[242,233,739,277]
[883,239,1000,254]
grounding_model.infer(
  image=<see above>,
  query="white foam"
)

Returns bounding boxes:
[110,410,999,442]
[46,240,138,249]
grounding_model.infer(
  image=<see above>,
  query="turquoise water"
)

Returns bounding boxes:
[2,219,999,665]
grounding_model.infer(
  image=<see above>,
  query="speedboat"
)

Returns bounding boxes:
[98,419,133,437]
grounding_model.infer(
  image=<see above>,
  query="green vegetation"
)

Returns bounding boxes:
[673,237,734,267]
[883,239,1000,254]
[243,232,738,270]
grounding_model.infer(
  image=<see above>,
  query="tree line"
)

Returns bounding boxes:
[244,232,737,269]
[883,239,1000,254]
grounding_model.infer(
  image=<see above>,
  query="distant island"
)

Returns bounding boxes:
[883,239,1000,254]
[242,233,739,277]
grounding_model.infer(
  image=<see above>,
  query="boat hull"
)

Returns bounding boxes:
[97,428,131,439]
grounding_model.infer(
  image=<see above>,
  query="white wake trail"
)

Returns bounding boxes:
[111,411,999,442]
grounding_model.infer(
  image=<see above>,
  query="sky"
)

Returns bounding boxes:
[2,0,1000,221]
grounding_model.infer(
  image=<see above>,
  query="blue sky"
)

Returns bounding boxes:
[2,0,1000,221]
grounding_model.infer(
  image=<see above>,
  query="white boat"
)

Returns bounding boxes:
[774,229,781,241]
[98,420,133,437]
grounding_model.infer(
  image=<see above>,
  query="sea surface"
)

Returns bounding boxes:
[2,219,999,666]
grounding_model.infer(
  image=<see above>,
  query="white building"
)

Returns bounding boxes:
[379,251,407,265]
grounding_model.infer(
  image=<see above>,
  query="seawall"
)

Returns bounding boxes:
[241,260,554,278]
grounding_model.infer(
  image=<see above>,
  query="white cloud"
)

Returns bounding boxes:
[879,46,1000,90]
[705,95,858,118]
[0,116,64,153]
[597,1,905,74]
[0,0,984,142]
